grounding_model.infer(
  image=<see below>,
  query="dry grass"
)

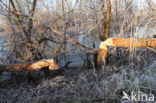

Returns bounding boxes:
[0,0,156,103]
[0,52,156,103]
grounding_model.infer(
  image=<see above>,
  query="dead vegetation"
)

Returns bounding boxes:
[0,53,156,103]
[0,0,156,103]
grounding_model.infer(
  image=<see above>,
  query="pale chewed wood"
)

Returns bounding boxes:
[0,59,59,73]
[97,38,156,65]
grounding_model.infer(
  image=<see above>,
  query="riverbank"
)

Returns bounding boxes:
[0,58,156,103]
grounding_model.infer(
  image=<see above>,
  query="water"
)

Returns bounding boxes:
[136,26,156,38]
[57,32,99,67]
[0,27,155,67]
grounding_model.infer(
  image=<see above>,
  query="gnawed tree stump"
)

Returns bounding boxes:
[0,59,59,73]
[97,42,108,65]
[97,38,156,65]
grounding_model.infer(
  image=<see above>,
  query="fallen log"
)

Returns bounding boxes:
[104,38,156,48]
[0,59,59,73]
[97,38,156,65]
[27,59,59,70]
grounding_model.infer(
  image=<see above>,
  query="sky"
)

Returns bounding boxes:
[48,0,156,9]
[134,0,156,8]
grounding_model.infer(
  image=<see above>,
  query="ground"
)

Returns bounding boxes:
[0,51,156,103]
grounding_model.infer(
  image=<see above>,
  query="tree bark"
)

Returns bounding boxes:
[0,59,59,73]
[27,0,37,43]
[100,0,111,41]
[105,38,156,48]
[97,38,156,65]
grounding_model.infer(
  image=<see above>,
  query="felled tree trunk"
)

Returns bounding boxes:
[105,38,156,47]
[97,38,156,65]
[0,59,59,73]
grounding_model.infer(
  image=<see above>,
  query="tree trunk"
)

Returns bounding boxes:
[100,0,111,41]
[97,38,156,65]
[96,0,111,66]
[0,59,59,73]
